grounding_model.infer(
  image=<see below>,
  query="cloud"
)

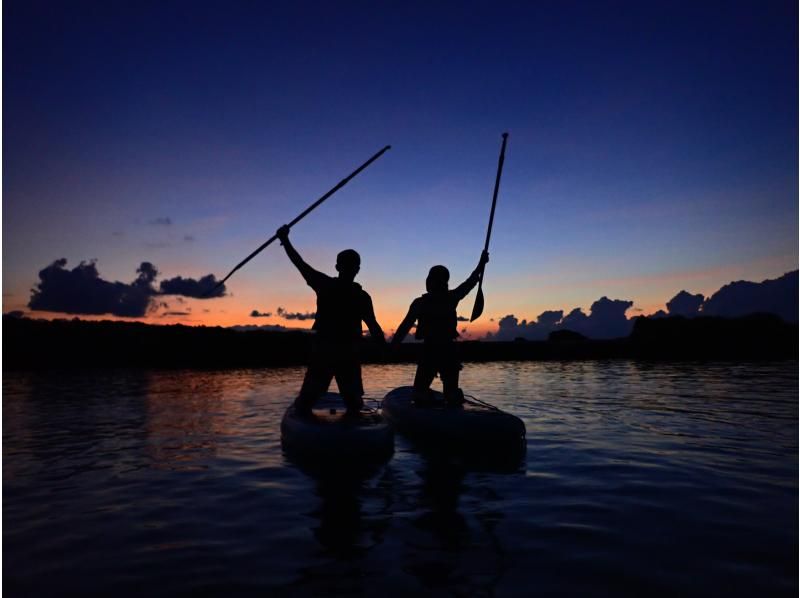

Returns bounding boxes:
[250,310,272,318]
[485,270,799,341]
[149,217,172,226]
[160,275,226,298]
[488,298,634,341]
[456,315,469,322]
[4,310,25,318]
[489,309,564,341]
[163,311,190,316]
[571,297,634,338]
[184,235,195,242]
[29,259,158,317]
[28,258,227,317]
[230,324,292,332]
[701,270,797,322]
[666,290,704,316]
[277,306,316,321]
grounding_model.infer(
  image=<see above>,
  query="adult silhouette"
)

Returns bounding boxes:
[277,225,385,417]
[392,251,489,405]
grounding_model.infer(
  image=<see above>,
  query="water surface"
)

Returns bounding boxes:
[4,361,797,596]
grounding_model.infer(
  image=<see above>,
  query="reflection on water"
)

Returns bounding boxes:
[3,361,798,596]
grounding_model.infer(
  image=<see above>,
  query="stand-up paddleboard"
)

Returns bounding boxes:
[382,386,526,460]
[281,393,394,464]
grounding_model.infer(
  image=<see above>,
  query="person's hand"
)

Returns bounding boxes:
[479,250,490,266]
[276,224,290,244]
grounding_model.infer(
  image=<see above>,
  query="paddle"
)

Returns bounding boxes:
[205,145,391,296]
[470,132,509,322]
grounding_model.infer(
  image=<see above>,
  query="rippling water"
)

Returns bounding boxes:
[4,361,797,596]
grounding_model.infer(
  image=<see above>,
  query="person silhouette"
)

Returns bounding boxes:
[391,250,489,405]
[277,225,386,417]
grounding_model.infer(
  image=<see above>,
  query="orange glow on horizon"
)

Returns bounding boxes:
[9,253,794,337]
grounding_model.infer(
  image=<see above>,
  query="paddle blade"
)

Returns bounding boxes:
[470,287,485,322]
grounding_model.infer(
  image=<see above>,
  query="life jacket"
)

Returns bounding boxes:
[313,278,368,341]
[414,291,458,342]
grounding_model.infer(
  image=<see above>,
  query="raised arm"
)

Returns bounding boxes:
[276,225,326,289]
[452,250,490,302]
[391,300,420,345]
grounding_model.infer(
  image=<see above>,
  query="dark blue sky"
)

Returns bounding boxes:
[4,1,797,329]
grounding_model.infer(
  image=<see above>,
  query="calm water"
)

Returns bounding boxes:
[4,361,797,597]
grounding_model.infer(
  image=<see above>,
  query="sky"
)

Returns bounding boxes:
[4,1,798,338]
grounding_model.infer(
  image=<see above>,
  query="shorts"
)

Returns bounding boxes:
[413,341,461,393]
[296,337,364,411]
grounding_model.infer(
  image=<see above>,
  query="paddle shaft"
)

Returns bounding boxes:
[208,145,391,295]
[475,133,509,293]
[482,133,508,256]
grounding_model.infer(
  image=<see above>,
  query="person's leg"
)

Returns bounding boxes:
[440,367,463,405]
[295,367,332,415]
[412,345,439,405]
[412,361,437,392]
[334,343,365,416]
[294,341,333,416]
[440,343,464,405]
[414,342,439,390]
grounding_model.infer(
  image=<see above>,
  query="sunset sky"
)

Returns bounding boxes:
[4,2,797,338]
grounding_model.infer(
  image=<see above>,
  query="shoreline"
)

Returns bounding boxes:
[4,314,797,371]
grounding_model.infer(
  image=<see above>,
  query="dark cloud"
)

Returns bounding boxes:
[4,310,25,318]
[537,310,564,328]
[112,231,124,237]
[138,262,159,282]
[149,217,172,226]
[184,235,195,242]
[701,270,797,322]
[488,298,634,341]
[456,315,469,322]
[229,324,291,332]
[485,270,799,341]
[250,310,272,318]
[573,297,634,338]
[29,259,158,317]
[666,290,704,316]
[164,311,190,316]
[489,310,564,341]
[277,306,316,321]
[160,275,226,299]
[28,258,226,317]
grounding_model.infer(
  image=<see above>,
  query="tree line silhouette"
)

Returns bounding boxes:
[4,312,796,371]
